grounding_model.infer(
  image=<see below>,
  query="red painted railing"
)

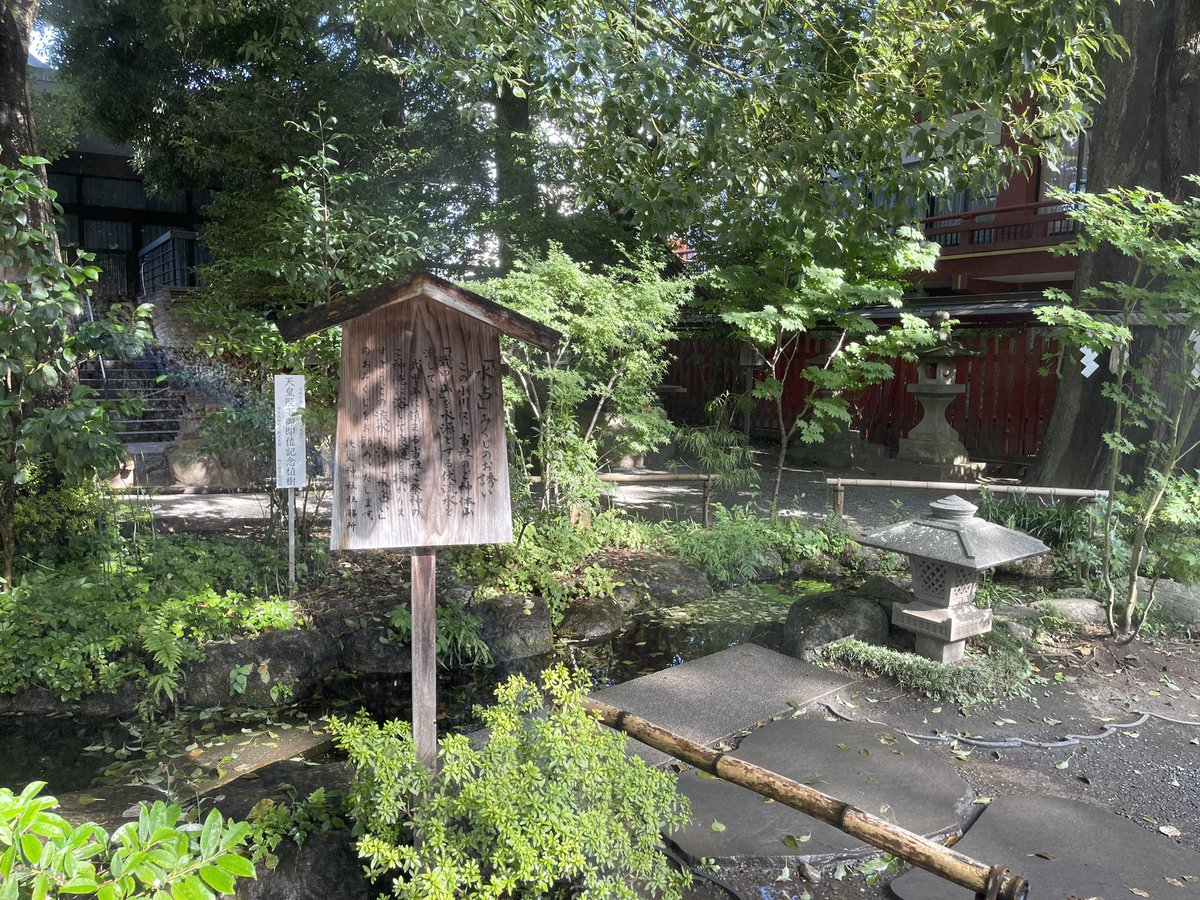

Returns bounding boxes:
[921,199,1079,253]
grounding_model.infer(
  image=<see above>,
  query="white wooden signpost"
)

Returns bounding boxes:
[277,272,559,768]
[274,374,307,592]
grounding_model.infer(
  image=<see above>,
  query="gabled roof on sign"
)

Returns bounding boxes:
[275,271,561,350]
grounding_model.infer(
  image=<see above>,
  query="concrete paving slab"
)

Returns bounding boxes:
[671,715,971,864]
[592,644,858,765]
[890,794,1200,899]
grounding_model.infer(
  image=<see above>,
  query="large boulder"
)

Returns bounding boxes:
[1140,577,1200,626]
[182,629,340,708]
[1031,597,1108,627]
[473,594,554,661]
[557,595,625,642]
[338,624,413,675]
[855,575,915,612]
[597,551,712,612]
[782,588,889,660]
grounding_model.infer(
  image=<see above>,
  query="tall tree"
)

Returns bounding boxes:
[1031,0,1200,488]
[0,0,54,236]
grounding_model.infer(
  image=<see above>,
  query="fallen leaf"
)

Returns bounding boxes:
[1159,825,1182,838]
[1129,889,1150,897]
[711,820,726,833]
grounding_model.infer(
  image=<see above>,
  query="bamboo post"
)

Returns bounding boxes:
[832,479,845,518]
[702,476,713,527]
[411,549,438,770]
[584,699,1029,900]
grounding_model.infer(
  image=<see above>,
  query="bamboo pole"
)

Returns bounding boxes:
[826,477,1107,499]
[584,699,1029,900]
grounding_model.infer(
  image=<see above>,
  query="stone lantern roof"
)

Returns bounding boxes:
[859,495,1049,571]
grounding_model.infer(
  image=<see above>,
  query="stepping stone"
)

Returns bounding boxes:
[188,723,332,794]
[890,795,1200,899]
[672,714,971,864]
[593,643,857,765]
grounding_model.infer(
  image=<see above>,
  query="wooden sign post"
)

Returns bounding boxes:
[278,273,559,769]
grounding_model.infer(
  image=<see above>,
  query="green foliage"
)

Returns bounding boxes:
[245,786,346,871]
[1147,472,1200,588]
[975,490,1090,551]
[386,599,494,670]
[331,666,690,899]
[712,248,942,513]
[1036,184,1200,635]
[11,471,122,567]
[661,505,830,585]
[0,782,255,899]
[671,393,758,491]
[0,159,152,583]
[477,245,691,511]
[816,633,1033,705]
[0,530,303,702]
[452,510,652,623]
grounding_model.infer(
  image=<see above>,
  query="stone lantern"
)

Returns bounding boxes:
[896,339,983,479]
[859,495,1050,663]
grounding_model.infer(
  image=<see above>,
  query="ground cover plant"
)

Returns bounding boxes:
[331,665,691,900]
[816,631,1035,706]
[0,483,302,705]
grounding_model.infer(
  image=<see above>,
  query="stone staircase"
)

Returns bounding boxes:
[79,354,187,486]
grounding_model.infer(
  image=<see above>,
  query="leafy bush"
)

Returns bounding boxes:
[12,475,122,567]
[0,782,255,899]
[331,666,691,900]
[815,632,1033,705]
[246,786,347,871]
[478,245,691,512]
[0,533,303,702]
[976,490,1090,551]
[386,599,493,670]
[661,504,831,584]
[451,510,653,623]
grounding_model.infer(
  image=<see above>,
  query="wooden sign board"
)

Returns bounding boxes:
[331,296,512,550]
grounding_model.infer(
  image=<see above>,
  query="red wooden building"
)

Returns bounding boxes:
[662,134,1088,468]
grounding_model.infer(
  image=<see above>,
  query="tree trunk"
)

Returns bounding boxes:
[1030,0,1200,487]
[494,83,536,272]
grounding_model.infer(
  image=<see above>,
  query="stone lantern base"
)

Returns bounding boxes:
[893,602,993,664]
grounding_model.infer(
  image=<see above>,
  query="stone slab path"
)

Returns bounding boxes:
[592,644,858,766]
[890,794,1200,899]
[671,715,972,865]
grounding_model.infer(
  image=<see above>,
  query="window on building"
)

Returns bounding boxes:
[1041,131,1090,198]
[83,220,134,250]
[81,176,147,209]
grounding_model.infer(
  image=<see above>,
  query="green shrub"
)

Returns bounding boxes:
[12,476,122,567]
[452,510,653,623]
[815,632,1033,705]
[661,504,831,584]
[976,490,1090,552]
[387,599,493,670]
[331,666,691,900]
[0,782,255,899]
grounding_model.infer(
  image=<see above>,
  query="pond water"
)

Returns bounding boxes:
[0,581,824,795]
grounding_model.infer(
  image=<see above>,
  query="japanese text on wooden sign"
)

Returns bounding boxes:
[331,297,512,550]
[274,374,307,489]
